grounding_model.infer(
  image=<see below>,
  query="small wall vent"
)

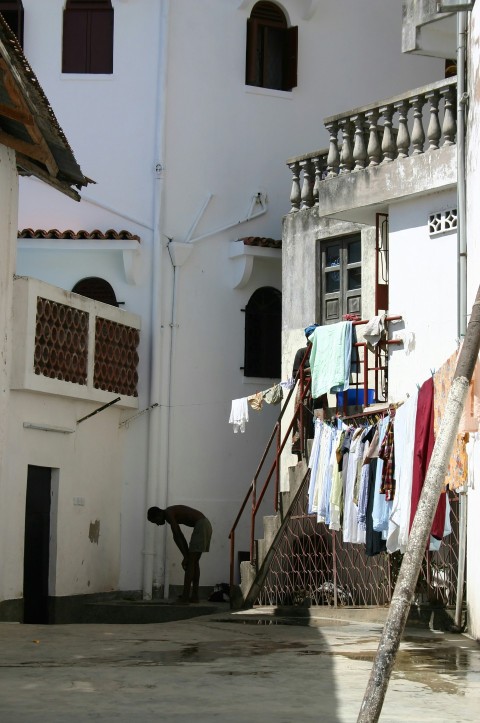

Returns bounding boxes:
[428,208,457,237]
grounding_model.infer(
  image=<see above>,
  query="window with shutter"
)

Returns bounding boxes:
[244,286,281,378]
[62,0,114,74]
[245,2,298,91]
[0,1,24,47]
[320,235,362,324]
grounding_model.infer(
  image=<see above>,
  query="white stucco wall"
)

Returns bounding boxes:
[0,145,19,605]
[387,190,458,402]
[1,394,124,601]
[466,3,480,642]
[15,0,444,597]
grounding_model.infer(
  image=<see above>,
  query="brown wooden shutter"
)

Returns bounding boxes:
[0,1,25,47]
[89,8,114,73]
[245,18,259,86]
[283,25,298,90]
[62,8,89,73]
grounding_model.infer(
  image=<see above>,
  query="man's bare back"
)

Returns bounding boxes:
[164,505,205,528]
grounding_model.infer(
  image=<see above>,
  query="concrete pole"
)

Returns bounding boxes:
[357,285,480,723]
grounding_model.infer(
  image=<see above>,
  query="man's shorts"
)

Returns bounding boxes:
[189,517,212,553]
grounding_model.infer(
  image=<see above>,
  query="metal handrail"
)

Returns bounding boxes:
[228,346,311,590]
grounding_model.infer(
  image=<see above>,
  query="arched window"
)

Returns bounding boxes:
[62,0,114,74]
[244,287,281,378]
[0,1,24,47]
[72,277,119,307]
[245,1,297,91]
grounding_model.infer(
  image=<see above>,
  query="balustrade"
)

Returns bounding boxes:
[287,77,457,213]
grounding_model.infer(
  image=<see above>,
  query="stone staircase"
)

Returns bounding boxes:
[234,459,309,609]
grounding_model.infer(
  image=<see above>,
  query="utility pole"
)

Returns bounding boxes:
[357,285,480,722]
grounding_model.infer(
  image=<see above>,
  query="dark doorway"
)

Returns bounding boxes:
[23,466,52,623]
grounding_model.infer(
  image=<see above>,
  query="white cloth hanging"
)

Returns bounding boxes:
[229,397,249,433]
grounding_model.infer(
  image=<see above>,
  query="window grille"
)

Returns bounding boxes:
[428,208,458,237]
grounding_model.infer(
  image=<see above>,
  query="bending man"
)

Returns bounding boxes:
[147,505,212,604]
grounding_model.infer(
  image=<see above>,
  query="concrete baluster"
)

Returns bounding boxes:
[288,161,301,213]
[394,100,410,158]
[410,95,426,154]
[339,119,353,174]
[352,113,367,171]
[300,159,314,209]
[426,90,441,151]
[379,104,396,163]
[366,109,381,166]
[326,121,340,177]
[441,86,457,146]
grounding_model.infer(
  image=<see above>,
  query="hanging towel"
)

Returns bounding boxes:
[363,314,386,351]
[308,321,352,398]
[229,397,249,433]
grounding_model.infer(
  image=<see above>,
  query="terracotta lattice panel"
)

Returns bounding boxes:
[34,297,88,384]
[94,317,139,397]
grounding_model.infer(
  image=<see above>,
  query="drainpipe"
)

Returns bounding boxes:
[142,0,171,601]
[455,9,468,632]
[457,10,467,340]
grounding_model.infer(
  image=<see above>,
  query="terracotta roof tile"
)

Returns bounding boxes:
[18,229,141,242]
[241,236,282,249]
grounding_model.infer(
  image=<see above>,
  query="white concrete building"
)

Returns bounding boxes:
[274,0,480,640]
[3,0,443,618]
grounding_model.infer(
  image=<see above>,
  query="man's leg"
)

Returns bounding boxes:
[190,553,202,603]
[179,551,202,603]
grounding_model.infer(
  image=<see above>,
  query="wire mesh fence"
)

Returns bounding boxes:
[257,477,460,608]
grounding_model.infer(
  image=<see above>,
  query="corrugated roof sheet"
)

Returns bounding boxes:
[18,228,140,242]
[241,236,282,249]
[0,14,91,200]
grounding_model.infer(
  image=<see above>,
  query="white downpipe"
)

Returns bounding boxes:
[161,243,180,601]
[455,9,468,631]
[142,0,170,600]
[457,10,467,340]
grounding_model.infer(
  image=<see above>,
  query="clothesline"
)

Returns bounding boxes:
[229,378,294,433]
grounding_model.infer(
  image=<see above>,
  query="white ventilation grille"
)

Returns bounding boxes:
[429,208,458,237]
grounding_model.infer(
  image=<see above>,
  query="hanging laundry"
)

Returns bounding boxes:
[229,397,249,433]
[378,417,395,501]
[410,377,446,539]
[262,383,283,405]
[362,313,387,352]
[343,427,366,544]
[434,350,470,490]
[308,321,353,398]
[247,392,264,411]
[386,389,418,554]
[372,415,391,538]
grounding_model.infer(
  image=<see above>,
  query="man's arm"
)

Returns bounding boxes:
[167,516,190,560]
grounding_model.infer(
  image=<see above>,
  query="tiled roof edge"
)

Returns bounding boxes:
[18,228,141,242]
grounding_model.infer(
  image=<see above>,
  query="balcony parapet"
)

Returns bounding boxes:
[11,276,140,408]
[287,77,457,215]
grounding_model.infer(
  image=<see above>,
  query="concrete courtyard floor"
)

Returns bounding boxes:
[1,606,479,723]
